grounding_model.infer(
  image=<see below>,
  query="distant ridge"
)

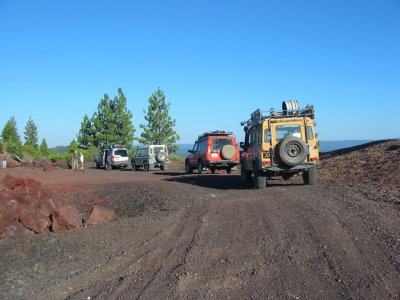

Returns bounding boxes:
[175,139,400,156]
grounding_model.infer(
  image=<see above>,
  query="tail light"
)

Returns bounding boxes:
[263,160,271,166]
[310,157,318,162]
[111,156,115,161]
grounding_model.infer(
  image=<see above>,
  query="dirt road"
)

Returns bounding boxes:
[1,167,399,299]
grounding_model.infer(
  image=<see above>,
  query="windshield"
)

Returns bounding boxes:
[114,149,128,157]
[275,125,301,142]
[212,138,233,150]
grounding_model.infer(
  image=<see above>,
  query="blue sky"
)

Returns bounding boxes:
[0,0,399,147]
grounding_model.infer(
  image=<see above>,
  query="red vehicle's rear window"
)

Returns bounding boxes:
[212,138,233,150]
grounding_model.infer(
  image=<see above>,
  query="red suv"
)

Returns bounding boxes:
[185,131,240,174]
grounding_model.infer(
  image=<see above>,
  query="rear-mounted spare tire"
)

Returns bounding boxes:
[278,136,307,167]
[156,151,166,163]
[220,145,236,160]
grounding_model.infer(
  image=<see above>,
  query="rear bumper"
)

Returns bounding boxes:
[111,160,129,167]
[262,162,317,173]
[205,159,238,168]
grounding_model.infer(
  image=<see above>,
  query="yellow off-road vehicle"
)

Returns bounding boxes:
[240,101,319,189]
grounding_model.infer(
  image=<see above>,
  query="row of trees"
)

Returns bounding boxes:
[1,87,179,161]
[1,116,49,159]
[77,87,179,153]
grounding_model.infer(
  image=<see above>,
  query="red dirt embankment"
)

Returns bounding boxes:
[318,139,400,202]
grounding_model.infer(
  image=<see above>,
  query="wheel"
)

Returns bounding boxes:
[105,161,112,171]
[278,136,307,167]
[156,151,166,163]
[131,161,136,171]
[143,161,149,172]
[210,167,216,174]
[253,169,266,189]
[160,164,167,171]
[198,161,203,174]
[220,145,236,160]
[303,166,317,185]
[185,161,193,174]
[226,167,232,174]
[240,165,251,183]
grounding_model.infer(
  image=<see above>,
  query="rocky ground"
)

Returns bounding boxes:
[0,140,399,299]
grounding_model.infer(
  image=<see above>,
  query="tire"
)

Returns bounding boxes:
[160,164,167,171]
[220,145,236,160]
[143,161,149,172]
[198,160,203,174]
[240,162,252,183]
[210,167,216,174]
[278,136,307,167]
[253,169,266,189]
[185,161,193,174]
[131,161,136,171]
[156,151,166,163]
[226,167,232,174]
[303,166,317,185]
[95,161,100,169]
[105,161,112,171]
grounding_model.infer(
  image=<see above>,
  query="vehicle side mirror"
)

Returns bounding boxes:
[188,150,192,153]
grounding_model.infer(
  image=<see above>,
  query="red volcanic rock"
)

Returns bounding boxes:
[0,220,34,239]
[53,160,69,169]
[25,178,42,189]
[12,186,52,207]
[51,205,81,232]
[86,206,116,225]
[43,165,56,172]
[20,212,51,234]
[34,158,52,167]
[1,175,25,190]
[36,200,56,217]
[0,203,17,222]
[7,162,18,168]
[0,191,13,204]
[15,202,37,220]
[21,162,35,169]
[0,220,6,234]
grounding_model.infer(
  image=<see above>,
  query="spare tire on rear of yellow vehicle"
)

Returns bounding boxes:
[278,136,307,167]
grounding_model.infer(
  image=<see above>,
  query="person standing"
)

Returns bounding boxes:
[71,150,78,170]
[2,157,6,169]
[79,152,84,169]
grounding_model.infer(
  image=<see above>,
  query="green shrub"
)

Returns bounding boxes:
[22,144,36,156]
[168,153,184,162]
[33,150,44,160]
[48,152,70,162]
[87,145,100,162]
[7,141,23,158]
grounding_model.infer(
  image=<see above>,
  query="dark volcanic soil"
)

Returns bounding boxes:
[0,141,399,299]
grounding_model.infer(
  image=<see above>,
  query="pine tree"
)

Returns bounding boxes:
[139,88,180,153]
[89,88,135,150]
[68,139,78,153]
[24,116,39,149]
[2,117,23,157]
[77,114,94,149]
[39,138,49,157]
[2,117,18,142]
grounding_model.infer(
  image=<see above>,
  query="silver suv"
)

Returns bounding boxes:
[95,143,130,171]
[131,145,169,171]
